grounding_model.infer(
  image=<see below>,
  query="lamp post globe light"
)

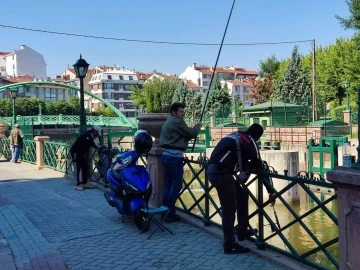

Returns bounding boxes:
[9,88,18,127]
[73,54,89,134]
[344,80,350,110]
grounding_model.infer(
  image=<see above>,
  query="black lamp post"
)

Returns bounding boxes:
[73,54,89,133]
[9,88,18,127]
[351,87,360,169]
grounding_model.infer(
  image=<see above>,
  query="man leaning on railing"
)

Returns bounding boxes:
[70,126,103,191]
[206,123,276,254]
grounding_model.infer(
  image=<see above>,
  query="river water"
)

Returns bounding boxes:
[177,169,338,270]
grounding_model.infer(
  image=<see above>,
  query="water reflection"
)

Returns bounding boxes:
[177,169,338,269]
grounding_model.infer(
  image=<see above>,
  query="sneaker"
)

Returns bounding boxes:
[224,242,250,254]
[82,183,94,189]
[237,229,258,241]
[75,186,84,191]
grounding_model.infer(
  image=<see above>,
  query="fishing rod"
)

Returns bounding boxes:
[191,0,236,152]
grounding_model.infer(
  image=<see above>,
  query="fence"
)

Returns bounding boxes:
[178,157,338,270]
[0,138,36,164]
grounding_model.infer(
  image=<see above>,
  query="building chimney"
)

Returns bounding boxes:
[21,45,27,50]
[193,63,196,69]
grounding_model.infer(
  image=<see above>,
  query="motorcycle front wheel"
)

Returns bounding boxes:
[134,208,150,232]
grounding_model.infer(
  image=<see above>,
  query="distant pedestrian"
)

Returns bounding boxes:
[70,126,102,191]
[206,123,276,254]
[9,123,24,163]
[160,102,202,222]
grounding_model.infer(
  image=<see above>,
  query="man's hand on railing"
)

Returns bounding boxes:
[269,193,276,206]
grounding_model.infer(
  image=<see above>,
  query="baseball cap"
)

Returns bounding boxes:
[92,125,102,134]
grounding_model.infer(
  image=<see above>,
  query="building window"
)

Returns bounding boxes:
[45,88,56,101]
[104,93,114,99]
[104,83,113,89]
[90,85,93,90]
[119,75,124,80]
[253,118,260,124]
[13,64,15,69]
[12,55,14,60]
[202,74,207,79]
[124,85,130,90]
[0,66,5,71]
[203,81,208,86]
[129,76,133,80]
[107,75,112,80]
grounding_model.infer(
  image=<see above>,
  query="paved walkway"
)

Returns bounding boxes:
[0,161,287,270]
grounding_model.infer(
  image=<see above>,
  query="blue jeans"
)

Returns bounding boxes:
[162,155,184,216]
[12,145,21,162]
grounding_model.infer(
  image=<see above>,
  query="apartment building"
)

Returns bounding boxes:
[0,45,47,79]
[88,67,143,117]
[179,63,258,94]
[0,75,76,101]
[222,80,254,108]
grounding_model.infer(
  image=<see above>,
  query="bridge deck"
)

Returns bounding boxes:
[0,161,288,270]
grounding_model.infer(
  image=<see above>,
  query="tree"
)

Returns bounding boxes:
[69,97,81,114]
[130,85,146,110]
[135,77,179,113]
[204,75,231,111]
[259,55,280,77]
[54,100,72,114]
[247,74,273,104]
[172,81,189,103]
[0,99,12,117]
[275,46,311,104]
[185,90,202,123]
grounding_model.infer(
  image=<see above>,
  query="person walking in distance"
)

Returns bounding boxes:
[70,126,103,191]
[206,123,276,254]
[160,102,202,222]
[9,123,24,163]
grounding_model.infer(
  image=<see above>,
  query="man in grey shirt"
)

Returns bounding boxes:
[160,102,202,222]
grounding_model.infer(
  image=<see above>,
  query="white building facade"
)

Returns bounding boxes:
[179,63,258,95]
[222,80,254,108]
[88,67,143,117]
[2,45,47,79]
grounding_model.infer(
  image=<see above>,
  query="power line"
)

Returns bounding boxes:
[0,24,313,46]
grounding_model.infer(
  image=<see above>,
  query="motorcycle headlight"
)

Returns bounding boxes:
[146,181,152,189]
[126,182,139,192]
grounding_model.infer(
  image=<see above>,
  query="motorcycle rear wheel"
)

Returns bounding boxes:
[134,208,150,232]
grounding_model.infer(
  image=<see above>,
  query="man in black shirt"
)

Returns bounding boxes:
[206,123,275,254]
[70,126,102,191]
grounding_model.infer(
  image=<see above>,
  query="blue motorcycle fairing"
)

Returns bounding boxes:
[107,168,121,186]
[120,165,150,192]
[130,197,146,212]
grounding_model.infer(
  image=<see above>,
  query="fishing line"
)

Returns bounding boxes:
[191,0,236,152]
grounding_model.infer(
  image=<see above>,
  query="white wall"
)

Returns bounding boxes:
[5,46,47,79]
[179,65,201,87]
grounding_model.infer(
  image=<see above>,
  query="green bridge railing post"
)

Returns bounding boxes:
[256,173,266,250]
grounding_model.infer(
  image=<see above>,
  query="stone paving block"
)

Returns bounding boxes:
[0,164,287,270]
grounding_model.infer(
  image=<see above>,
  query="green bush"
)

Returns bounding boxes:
[330,105,346,122]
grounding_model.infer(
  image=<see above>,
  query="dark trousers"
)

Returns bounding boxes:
[207,168,249,245]
[72,153,89,186]
[162,155,184,216]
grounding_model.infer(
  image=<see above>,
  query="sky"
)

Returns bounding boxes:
[0,0,355,78]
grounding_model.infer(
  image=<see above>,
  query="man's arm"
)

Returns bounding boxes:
[177,121,201,140]
[19,130,24,138]
[88,134,102,149]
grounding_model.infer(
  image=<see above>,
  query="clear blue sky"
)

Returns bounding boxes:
[0,0,354,78]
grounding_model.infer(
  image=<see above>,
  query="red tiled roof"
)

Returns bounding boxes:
[66,68,95,75]
[185,80,201,88]
[0,52,10,56]
[196,66,258,76]
[3,75,34,83]
[226,80,254,86]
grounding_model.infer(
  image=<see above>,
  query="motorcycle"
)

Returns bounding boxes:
[103,150,152,232]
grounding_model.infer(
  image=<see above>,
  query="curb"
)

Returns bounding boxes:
[0,234,16,270]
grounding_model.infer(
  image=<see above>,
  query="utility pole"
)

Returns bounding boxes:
[312,39,317,122]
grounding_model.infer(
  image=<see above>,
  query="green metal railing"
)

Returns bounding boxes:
[177,157,338,270]
[0,138,36,163]
[44,141,71,172]
[0,115,135,127]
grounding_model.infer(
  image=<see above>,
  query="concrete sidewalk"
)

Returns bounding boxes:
[0,161,288,270]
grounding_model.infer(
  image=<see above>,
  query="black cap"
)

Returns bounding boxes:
[247,123,263,141]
